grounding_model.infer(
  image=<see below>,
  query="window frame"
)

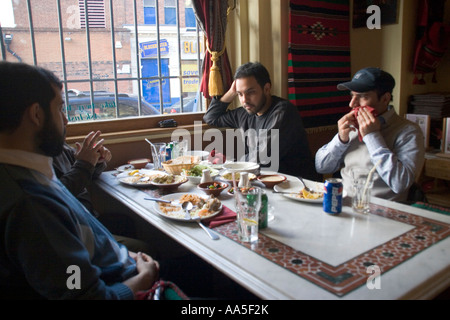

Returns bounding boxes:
[0,0,207,144]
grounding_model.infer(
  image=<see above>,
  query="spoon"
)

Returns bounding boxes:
[181,201,193,220]
[182,202,219,240]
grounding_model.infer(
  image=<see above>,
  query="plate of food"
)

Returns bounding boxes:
[117,169,168,187]
[153,193,222,221]
[116,163,154,173]
[150,174,188,189]
[274,180,324,203]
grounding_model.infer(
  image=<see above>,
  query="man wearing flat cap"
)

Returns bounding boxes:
[315,67,425,202]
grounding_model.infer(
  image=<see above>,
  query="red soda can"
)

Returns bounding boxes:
[323,179,343,214]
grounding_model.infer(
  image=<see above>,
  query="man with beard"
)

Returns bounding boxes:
[203,62,318,180]
[0,62,160,299]
[53,129,152,253]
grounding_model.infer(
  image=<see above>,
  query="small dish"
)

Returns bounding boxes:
[128,158,150,169]
[220,171,257,183]
[257,174,287,188]
[197,182,228,197]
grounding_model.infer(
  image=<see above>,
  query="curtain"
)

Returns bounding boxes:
[192,0,233,99]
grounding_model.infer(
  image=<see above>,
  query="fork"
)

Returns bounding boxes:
[297,176,312,193]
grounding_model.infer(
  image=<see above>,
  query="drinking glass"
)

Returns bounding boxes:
[235,186,262,242]
[351,167,377,214]
[151,142,166,170]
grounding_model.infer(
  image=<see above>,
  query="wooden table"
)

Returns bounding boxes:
[95,170,450,299]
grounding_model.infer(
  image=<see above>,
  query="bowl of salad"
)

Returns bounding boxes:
[181,164,220,185]
[197,182,229,197]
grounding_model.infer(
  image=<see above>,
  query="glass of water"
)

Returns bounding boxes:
[236,187,261,243]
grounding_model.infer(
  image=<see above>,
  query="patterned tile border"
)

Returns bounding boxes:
[136,186,450,296]
[212,203,450,297]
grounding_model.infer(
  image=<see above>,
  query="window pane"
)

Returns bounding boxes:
[144,7,156,25]
[1,0,204,124]
[185,8,196,28]
[165,7,176,25]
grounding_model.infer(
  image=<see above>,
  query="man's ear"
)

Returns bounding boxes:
[382,92,392,105]
[27,103,44,127]
[264,82,271,95]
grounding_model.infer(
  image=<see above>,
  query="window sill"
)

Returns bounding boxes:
[65,113,207,145]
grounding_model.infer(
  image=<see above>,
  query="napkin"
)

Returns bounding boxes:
[353,106,378,142]
[203,205,236,228]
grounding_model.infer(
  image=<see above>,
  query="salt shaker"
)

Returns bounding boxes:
[238,172,250,188]
[201,169,213,184]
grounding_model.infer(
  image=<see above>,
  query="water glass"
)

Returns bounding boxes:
[172,140,188,159]
[151,142,166,170]
[235,187,262,243]
[351,168,376,214]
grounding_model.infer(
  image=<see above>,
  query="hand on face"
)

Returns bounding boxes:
[354,107,380,139]
[338,111,358,143]
[338,107,380,143]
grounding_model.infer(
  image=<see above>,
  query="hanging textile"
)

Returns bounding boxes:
[288,0,351,128]
[192,0,233,99]
[412,0,450,84]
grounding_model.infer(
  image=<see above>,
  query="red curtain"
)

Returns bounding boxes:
[192,0,233,99]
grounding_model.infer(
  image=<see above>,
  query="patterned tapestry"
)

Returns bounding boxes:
[288,0,351,128]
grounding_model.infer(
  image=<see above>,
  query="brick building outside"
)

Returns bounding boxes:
[1,0,203,110]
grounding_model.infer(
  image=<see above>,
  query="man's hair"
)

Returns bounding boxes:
[0,62,62,133]
[234,62,271,89]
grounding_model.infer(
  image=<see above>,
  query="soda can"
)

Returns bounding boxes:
[323,178,343,215]
[165,146,172,161]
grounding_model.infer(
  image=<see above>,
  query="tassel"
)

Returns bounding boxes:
[432,71,437,83]
[208,51,224,97]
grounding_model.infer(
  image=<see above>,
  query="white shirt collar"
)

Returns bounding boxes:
[0,149,55,179]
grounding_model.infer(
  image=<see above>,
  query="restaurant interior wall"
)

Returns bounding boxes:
[227,0,450,119]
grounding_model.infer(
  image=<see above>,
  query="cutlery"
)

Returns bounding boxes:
[144,197,172,203]
[193,217,220,240]
[273,191,296,195]
[182,202,219,240]
[181,201,193,220]
[297,176,312,193]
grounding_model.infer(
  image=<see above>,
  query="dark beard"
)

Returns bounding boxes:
[246,94,267,115]
[36,115,65,157]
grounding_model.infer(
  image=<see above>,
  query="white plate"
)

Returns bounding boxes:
[153,193,222,221]
[117,169,168,187]
[274,180,324,204]
[199,160,233,170]
[185,150,210,160]
[222,161,260,172]
[116,163,154,172]
[151,176,188,189]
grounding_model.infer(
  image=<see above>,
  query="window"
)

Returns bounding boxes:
[144,0,156,25]
[164,0,177,25]
[79,0,106,28]
[185,0,196,28]
[0,0,205,124]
